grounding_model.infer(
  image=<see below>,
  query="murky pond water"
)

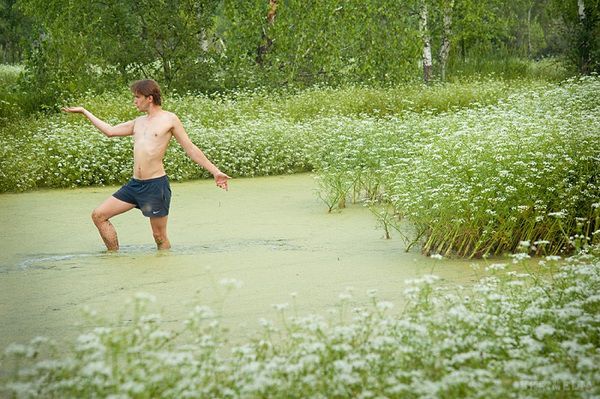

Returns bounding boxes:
[0,174,481,348]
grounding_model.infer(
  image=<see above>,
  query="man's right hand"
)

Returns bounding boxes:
[62,106,86,114]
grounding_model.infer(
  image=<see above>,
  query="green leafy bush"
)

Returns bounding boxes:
[0,64,25,121]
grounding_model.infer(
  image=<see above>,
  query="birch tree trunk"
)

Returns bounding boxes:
[438,0,454,82]
[527,4,532,57]
[578,0,585,21]
[419,0,433,83]
[577,0,590,74]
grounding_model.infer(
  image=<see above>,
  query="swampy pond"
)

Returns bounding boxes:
[0,174,480,348]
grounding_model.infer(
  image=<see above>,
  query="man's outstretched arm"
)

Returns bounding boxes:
[171,114,231,190]
[62,107,134,137]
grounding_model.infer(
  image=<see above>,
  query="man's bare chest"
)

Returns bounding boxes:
[133,119,172,145]
[134,124,171,138]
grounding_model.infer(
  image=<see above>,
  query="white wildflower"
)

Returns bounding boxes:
[339,292,352,301]
[191,305,215,319]
[376,301,394,311]
[258,317,273,328]
[485,263,507,272]
[534,324,556,340]
[548,211,565,218]
[29,336,50,346]
[520,335,543,353]
[219,278,244,289]
[403,286,421,296]
[134,292,156,303]
[81,361,111,377]
[577,356,596,371]
[272,303,289,311]
[510,252,530,263]
[121,381,145,394]
[4,343,34,357]
[149,330,172,341]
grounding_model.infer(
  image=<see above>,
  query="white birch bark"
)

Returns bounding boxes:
[438,0,454,81]
[578,0,586,21]
[527,5,532,57]
[577,0,591,74]
[419,0,433,83]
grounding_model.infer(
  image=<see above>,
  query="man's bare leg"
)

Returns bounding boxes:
[150,216,171,250]
[91,196,136,251]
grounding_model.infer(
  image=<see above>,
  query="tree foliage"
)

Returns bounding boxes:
[1,0,598,111]
[17,0,220,94]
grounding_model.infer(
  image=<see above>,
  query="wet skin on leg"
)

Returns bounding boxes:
[150,216,171,250]
[91,196,136,251]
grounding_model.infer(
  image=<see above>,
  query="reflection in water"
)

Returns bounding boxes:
[18,253,96,270]
[16,239,304,271]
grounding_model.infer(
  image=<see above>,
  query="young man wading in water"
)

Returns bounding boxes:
[63,79,230,251]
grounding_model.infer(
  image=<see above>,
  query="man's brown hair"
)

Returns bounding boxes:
[130,79,162,106]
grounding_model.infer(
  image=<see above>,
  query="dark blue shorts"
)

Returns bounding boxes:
[113,175,171,217]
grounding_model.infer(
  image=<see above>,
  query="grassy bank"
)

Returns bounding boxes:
[0,77,554,192]
[0,77,516,191]
[2,246,599,398]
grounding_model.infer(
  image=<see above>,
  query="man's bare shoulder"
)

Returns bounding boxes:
[163,110,181,123]
[162,111,184,130]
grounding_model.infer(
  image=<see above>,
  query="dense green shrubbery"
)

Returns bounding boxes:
[0,64,25,121]
[3,246,599,398]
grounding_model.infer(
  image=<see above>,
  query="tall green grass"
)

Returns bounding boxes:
[72,77,516,126]
[312,76,600,258]
[446,57,575,82]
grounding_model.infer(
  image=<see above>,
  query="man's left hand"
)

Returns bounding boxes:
[214,172,231,191]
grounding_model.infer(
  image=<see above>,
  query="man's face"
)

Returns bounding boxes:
[133,93,152,112]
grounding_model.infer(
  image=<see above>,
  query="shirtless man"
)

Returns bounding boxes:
[62,79,230,251]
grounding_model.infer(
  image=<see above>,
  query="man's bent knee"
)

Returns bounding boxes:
[91,208,107,225]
